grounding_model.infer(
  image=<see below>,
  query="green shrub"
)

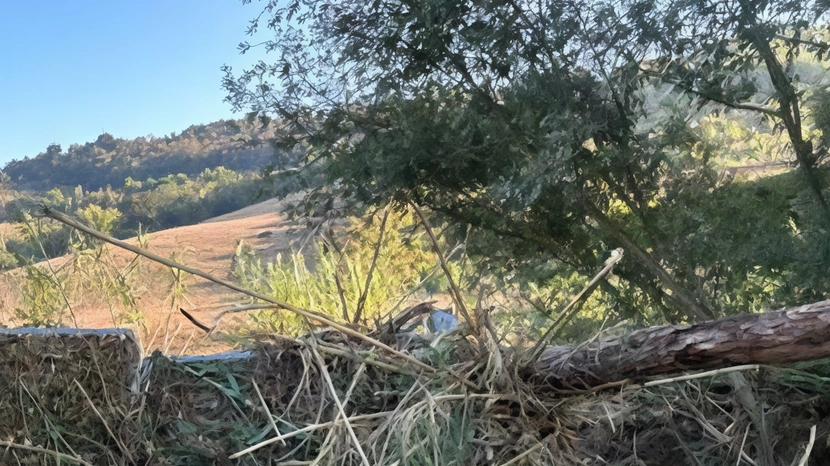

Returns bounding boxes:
[233,211,437,334]
[15,265,66,326]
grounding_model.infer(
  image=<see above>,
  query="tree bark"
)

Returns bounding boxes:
[531,300,830,390]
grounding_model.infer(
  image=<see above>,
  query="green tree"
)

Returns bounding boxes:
[77,204,122,237]
[225,0,830,322]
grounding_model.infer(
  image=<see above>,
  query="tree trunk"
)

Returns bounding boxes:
[531,300,830,390]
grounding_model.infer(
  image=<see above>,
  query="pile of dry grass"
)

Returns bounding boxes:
[0,328,142,465]
[153,330,827,465]
[0,323,828,465]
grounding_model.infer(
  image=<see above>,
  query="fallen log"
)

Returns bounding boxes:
[532,299,830,390]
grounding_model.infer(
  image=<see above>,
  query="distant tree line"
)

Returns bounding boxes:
[0,167,263,266]
[2,119,301,192]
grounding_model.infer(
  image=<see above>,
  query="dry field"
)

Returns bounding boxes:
[0,197,310,355]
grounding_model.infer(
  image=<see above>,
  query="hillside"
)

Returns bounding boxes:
[0,197,302,355]
[2,119,291,192]
[0,118,303,267]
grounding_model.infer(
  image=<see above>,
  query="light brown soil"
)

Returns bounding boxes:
[0,197,308,355]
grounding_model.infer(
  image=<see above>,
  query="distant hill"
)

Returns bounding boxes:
[2,119,294,192]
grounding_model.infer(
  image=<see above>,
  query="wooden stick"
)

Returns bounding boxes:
[534,300,830,390]
[409,201,475,330]
[353,205,390,324]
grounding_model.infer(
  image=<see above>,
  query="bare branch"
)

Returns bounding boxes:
[672,81,780,117]
[774,33,830,50]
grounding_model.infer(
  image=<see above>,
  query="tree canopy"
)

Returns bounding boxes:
[224,0,830,323]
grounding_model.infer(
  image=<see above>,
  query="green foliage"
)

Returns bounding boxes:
[15,214,72,260]
[15,265,66,326]
[233,211,436,334]
[77,248,145,327]
[0,165,261,264]
[810,87,830,149]
[0,246,17,269]
[226,0,830,324]
[77,204,122,236]
[13,243,145,327]
[123,167,259,230]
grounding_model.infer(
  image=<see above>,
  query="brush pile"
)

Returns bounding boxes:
[0,328,142,465]
[0,311,828,465]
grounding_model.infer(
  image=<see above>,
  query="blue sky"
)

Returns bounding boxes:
[0,1,265,166]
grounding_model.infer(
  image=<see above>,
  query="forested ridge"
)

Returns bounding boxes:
[2,119,290,192]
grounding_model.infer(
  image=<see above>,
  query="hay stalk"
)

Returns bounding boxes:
[309,342,371,466]
[229,412,394,458]
[73,379,134,463]
[498,443,544,466]
[643,364,760,387]
[252,378,284,446]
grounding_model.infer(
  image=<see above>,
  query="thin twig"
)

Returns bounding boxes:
[736,425,750,466]
[408,201,475,330]
[322,228,351,321]
[643,364,760,387]
[774,33,830,50]
[526,249,624,364]
[333,259,350,322]
[353,205,390,324]
[554,378,631,395]
[316,344,415,375]
[215,303,280,320]
[253,379,285,446]
[671,81,780,117]
[498,443,544,466]
[796,425,817,466]
[42,206,435,373]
